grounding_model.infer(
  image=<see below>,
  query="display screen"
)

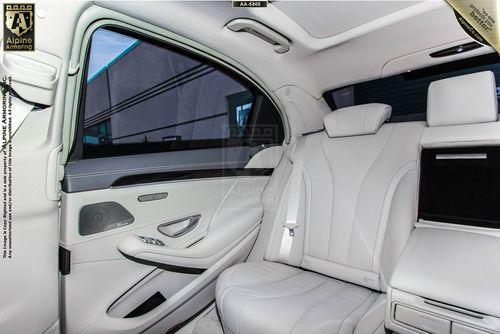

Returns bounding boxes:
[419,147,500,228]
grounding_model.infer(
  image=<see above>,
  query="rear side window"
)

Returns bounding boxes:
[323,53,500,122]
[74,27,284,159]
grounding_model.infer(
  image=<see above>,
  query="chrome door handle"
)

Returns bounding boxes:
[157,215,200,238]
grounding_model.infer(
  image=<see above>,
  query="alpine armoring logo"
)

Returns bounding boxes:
[3,3,35,51]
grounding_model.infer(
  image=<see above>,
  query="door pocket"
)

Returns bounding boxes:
[124,292,166,318]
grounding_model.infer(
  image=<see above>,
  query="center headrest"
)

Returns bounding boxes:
[427,71,498,127]
[324,103,391,138]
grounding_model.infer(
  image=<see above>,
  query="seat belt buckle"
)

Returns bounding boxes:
[283,222,298,237]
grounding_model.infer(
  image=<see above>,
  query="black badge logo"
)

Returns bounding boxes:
[3,3,35,51]
[232,1,268,8]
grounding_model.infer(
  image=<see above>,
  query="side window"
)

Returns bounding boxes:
[76,27,284,159]
[323,53,500,123]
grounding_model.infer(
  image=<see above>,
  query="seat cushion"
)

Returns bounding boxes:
[216,261,379,334]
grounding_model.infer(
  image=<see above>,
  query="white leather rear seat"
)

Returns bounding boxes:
[217,261,379,334]
[216,103,425,334]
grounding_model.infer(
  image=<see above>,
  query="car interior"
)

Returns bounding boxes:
[1,1,499,334]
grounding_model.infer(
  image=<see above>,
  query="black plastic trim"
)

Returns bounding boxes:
[302,128,325,136]
[322,89,338,111]
[111,168,274,188]
[59,246,71,276]
[165,299,215,334]
[124,292,166,318]
[0,83,49,110]
[119,251,206,274]
[402,52,499,80]
[429,42,483,58]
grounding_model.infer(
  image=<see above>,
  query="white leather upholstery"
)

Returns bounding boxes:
[216,113,424,333]
[216,261,379,334]
[384,72,500,334]
[421,121,500,148]
[421,71,500,148]
[324,103,391,138]
[355,294,387,334]
[427,71,498,127]
[217,71,499,334]
[390,227,500,318]
[265,122,424,291]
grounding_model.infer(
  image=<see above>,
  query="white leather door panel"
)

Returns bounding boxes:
[62,178,234,248]
[58,7,286,332]
[61,173,271,333]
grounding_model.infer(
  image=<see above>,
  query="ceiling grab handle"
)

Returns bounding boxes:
[226,18,290,54]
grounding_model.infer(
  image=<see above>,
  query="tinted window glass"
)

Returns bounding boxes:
[77,28,284,159]
[324,53,500,122]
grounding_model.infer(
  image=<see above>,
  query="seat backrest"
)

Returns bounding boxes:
[265,103,424,292]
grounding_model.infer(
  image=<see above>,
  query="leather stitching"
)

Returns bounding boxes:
[346,124,393,267]
[371,164,415,279]
[319,137,336,261]
[234,272,329,333]
[289,280,348,333]
[218,262,302,318]
[339,291,378,333]
[361,109,367,134]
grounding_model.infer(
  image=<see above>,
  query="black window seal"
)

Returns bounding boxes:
[322,87,338,111]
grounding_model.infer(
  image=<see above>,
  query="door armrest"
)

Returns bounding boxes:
[118,222,260,270]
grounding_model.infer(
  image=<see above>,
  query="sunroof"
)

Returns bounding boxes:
[87,28,140,83]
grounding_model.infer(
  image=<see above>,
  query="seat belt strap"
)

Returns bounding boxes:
[278,137,306,262]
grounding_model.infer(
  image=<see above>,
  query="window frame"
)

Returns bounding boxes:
[69,25,284,161]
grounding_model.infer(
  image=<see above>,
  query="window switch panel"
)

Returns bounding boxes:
[138,236,164,246]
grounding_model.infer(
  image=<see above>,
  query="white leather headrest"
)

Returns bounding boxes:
[427,71,498,127]
[324,103,391,138]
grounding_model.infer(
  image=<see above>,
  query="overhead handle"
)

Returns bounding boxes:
[227,18,290,54]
